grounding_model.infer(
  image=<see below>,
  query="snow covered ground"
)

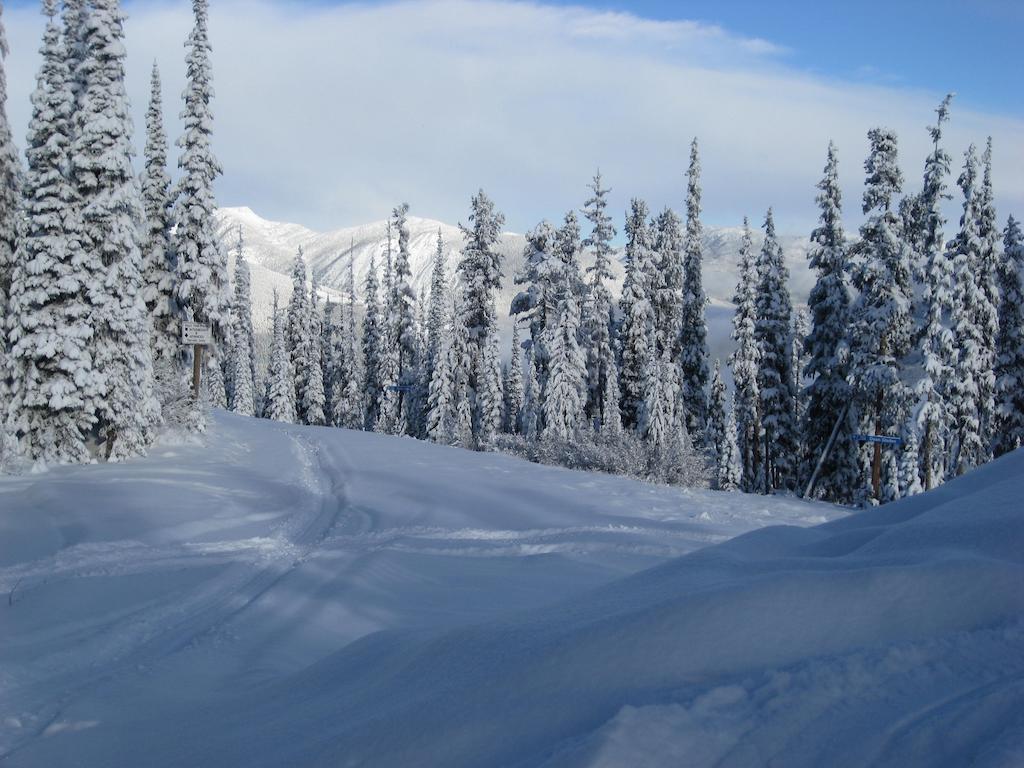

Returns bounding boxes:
[1,414,1022,766]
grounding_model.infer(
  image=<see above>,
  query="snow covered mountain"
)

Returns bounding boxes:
[2,413,1021,766]
[215,206,817,366]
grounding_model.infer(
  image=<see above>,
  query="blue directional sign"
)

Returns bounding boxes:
[852,433,903,446]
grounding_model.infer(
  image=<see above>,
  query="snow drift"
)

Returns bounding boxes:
[3,414,1020,766]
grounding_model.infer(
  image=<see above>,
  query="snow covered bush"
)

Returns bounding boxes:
[493,429,709,488]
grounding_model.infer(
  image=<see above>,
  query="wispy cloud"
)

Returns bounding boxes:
[4,0,1022,235]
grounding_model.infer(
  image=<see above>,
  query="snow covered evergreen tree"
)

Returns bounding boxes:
[995,216,1024,455]
[477,329,504,443]
[425,229,448,387]
[140,61,178,369]
[512,219,558,393]
[376,223,401,435]
[504,321,524,433]
[228,232,255,417]
[652,206,683,360]
[802,142,857,501]
[619,199,655,430]
[948,145,988,474]
[755,208,796,491]
[425,306,458,444]
[334,253,363,430]
[0,0,21,416]
[265,291,295,423]
[721,405,742,491]
[286,247,313,423]
[730,218,761,491]
[641,349,677,453]
[320,298,336,422]
[706,359,729,489]
[679,138,710,438]
[975,138,999,457]
[6,1,98,464]
[389,204,419,435]
[520,345,540,440]
[174,0,228,370]
[850,128,914,500]
[543,261,586,440]
[71,0,158,459]
[791,308,810,471]
[917,95,955,490]
[302,280,326,426]
[601,359,622,435]
[361,250,383,430]
[581,171,616,425]
[457,190,505,436]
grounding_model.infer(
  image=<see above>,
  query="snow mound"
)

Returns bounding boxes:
[0,413,840,766]
[172,446,1023,766]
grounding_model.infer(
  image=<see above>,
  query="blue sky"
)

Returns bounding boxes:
[538,0,1024,117]
[4,0,1022,234]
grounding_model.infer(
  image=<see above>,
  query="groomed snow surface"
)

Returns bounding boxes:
[1,413,1021,767]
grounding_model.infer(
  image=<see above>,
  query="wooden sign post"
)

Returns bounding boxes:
[852,432,903,500]
[182,321,214,400]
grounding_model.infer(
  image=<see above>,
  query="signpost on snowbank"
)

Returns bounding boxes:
[853,432,903,500]
[182,322,214,400]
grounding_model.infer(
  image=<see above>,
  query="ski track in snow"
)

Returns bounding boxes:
[0,428,352,761]
[0,413,848,765]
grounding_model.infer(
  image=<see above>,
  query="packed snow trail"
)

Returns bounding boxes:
[0,412,839,764]
[19,438,1014,768]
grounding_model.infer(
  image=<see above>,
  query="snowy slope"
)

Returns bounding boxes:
[0,413,841,766]
[214,207,816,367]
[3,415,1022,766]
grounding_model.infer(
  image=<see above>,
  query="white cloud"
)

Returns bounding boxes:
[4,0,1022,236]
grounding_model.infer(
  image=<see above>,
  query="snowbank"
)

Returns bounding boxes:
[4,414,1020,766]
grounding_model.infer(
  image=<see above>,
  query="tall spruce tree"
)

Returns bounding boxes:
[361,250,383,430]
[425,229,448,387]
[581,171,616,425]
[755,208,796,491]
[334,252,363,429]
[6,0,98,464]
[141,61,178,369]
[390,204,419,435]
[505,321,524,433]
[949,145,988,474]
[995,216,1024,455]
[918,95,955,489]
[457,190,505,435]
[477,329,504,443]
[228,237,255,417]
[802,142,857,501]
[975,138,999,457]
[543,277,586,440]
[425,302,458,444]
[521,345,541,440]
[321,298,336,422]
[174,0,228,399]
[653,207,683,360]
[71,0,159,459]
[619,199,655,430]
[721,405,742,491]
[512,219,558,400]
[730,218,761,491]
[266,291,295,423]
[302,279,326,425]
[286,247,313,423]
[679,138,710,437]
[706,359,729,489]
[0,0,20,415]
[850,128,914,500]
